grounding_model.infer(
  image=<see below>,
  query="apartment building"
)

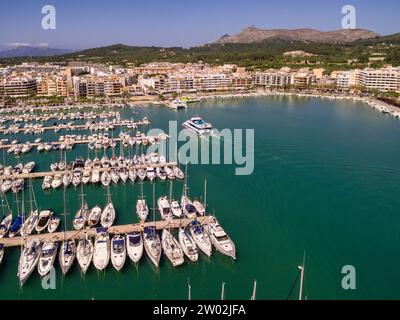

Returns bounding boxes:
[336,71,358,88]
[2,76,37,97]
[356,67,400,91]
[253,70,292,87]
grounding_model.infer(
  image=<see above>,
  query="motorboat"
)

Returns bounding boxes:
[143,226,161,268]
[161,229,184,267]
[178,228,198,262]
[126,232,143,264]
[82,170,91,184]
[18,240,41,286]
[146,167,156,181]
[119,168,128,183]
[47,216,60,233]
[1,179,13,193]
[93,230,110,271]
[100,202,115,228]
[62,172,72,187]
[111,235,126,271]
[110,169,120,184]
[38,242,58,277]
[12,179,24,193]
[156,167,167,181]
[205,217,236,260]
[157,196,173,220]
[76,236,93,274]
[59,240,76,275]
[170,201,183,218]
[22,162,35,174]
[91,169,100,184]
[128,168,137,182]
[173,166,185,179]
[36,210,54,233]
[88,205,102,227]
[72,170,82,187]
[137,168,146,181]
[51,174,63,189]
[182,116,213,135]
[190,220,212,257]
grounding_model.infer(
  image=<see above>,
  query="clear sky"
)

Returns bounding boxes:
[0,0,399,50]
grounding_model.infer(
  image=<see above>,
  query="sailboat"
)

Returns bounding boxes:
[21,180,39,236]
[18,239,41,286]
[35,209,54,233]
[126,232,143,264]
[73,185,88,230]
[38,242,58,277]
[0,214,12,238]
[111,234,126,271]
[100,187,115,228]
[59,239,76,275]
[205,216,236,260]
[143,226,161,268]
[189,220,212,257]
[161,229,185,267]
[9,193,24,238]
[157,196,172,220]
[76,235,94,274]
[93,229,110,271]
[178,228,198,262]
[59,187,76,275]
[47,216,60,233]
[101,170,111,187]
[136,180,148,221]
[88,205,102,227]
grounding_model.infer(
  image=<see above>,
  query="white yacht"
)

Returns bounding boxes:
[170,201,183,218]
[42,176,52,190]
[181,195,198,219]
[161,229,184,267]
[193,200,206,216]
[128,168,137,182]
[157,196,173,220]
[126,232,143,264]
[76,236,93,274]
[20,210,38,237]
[93,231,110,271]
[59,239,76,275]
[137,168,146,181]
[190,220,212,257]
[88,205,101,227]
[136,199,149,222]
[0,214,12,238]
[73,201,89,230]
[72,170,82,187]
[170,99,188,109]
[63,172,72,187]
[38,242,58,277]
[51,174,62,189]
[110,169,120,184]
[47,216,60,233]
[82,170,91,184]
[146,167,156,181]
[101,202,115,228]
[101,171,111,187]
[143,226,161,268]
[182,116,213,135]
[18,240,41,286]
[205,217,236,260]
[35,210,53,233]
[111,235,126,271]
[178,228,198,262]
[91,169,100,184]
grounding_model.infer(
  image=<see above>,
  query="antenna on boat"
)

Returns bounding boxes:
[188,277,191,301]
[298,251,306,301]
[250,279,257,300]
[220,282,226,300]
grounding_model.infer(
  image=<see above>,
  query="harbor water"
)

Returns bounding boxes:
[1,95,400,299]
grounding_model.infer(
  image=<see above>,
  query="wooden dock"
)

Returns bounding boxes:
[0,119,150,134]
[0,162,178,180]
[0,134,168,150]
[0,216,213,248]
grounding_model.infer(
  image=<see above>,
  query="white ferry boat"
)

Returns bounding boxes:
[182,116,213,135]
[170,99,188,110]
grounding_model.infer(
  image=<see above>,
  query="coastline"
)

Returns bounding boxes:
[187,91,400,119]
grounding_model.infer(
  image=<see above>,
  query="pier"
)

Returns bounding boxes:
[0,162,178,180]
[0,119,150,134]
[0,216,213,248]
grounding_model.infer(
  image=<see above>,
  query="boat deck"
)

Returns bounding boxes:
[0,216,212,248]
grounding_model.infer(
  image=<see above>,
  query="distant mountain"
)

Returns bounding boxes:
[0,46,72,58]
[214,26,380,44]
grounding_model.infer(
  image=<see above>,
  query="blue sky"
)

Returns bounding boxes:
[0,0,399,50]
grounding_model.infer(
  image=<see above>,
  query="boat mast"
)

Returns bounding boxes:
[62,186,68,241]
[188,277,191,301]
[152,183,156,222]
[298,251,305,301]
[203,179,207,213]
[250,280,257,300]
[220,282,225,300]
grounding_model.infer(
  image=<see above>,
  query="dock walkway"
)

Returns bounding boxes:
[0,216,212,248]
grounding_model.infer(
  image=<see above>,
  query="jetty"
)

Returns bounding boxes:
[0,162,178,181]
[0,216,213,248]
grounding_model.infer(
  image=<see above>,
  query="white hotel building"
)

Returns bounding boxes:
[356,67,400,91]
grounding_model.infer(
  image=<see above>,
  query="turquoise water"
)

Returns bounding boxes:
[1,95,400,300]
